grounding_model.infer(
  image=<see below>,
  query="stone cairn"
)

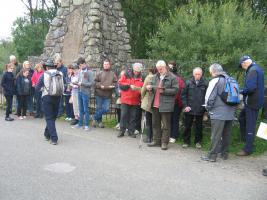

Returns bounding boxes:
[40,0,131,68]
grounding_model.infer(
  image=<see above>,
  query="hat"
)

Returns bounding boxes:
[239,55,252,68]
[44,59,55,67]
[132,63,143,72]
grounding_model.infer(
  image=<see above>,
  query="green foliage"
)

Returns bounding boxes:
[147,1,267,76]
[0,40,16,73]
[11,8,54,61]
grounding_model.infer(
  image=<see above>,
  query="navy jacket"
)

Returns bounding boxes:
[242,62,264,110]
[1,72,15,96]
[16,75,32,96]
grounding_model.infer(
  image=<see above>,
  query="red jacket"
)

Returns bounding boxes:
[119,74,144,105]
[31,70,44,87]
[175,75,184,108]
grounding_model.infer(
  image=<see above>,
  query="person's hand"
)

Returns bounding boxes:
[130,85,136,90]
[184,106,191,112]
[158,86,164,93]
[108,85,115,88]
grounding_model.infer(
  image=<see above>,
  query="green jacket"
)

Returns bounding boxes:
[149,72,178,112]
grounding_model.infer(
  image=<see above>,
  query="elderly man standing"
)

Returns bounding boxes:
[201,63,236,162]
[92,59,117,128]
[181,67,207,149]
[237,55,264,156]
[147,60,178,150]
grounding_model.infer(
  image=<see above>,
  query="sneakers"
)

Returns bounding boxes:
[114,123,120,130]
[23,116,26,119]
[147,141,161,147]
[70,119,79,125]
[65,117,72,121]
[201,154,216,162]
[169,138,176,143]
[84,126,92,131]
[50,141,58,145]
[18,116,24,120]
[5,117,14,121]
[71,124,82,129]
[182,143,189,148]
[134,130,140,135]
[117,130,125,138]
[195,143,202,149]
[98,122,105,128]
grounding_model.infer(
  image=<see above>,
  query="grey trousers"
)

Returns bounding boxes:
[152,108,171,144]
[209,119,233,158]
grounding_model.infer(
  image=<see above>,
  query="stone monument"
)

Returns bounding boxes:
[41,0,131,67]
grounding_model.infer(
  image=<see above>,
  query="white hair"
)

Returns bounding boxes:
[193,67,203,74]
[156,60,167,68]
[9,55,16,62]
[209,63,224,75]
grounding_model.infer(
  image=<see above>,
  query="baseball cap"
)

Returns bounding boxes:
[239,55,252,68]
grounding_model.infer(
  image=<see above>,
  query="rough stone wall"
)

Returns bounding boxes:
[41,0,131,68]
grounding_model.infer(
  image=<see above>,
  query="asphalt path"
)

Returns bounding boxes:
[0,111,267,200]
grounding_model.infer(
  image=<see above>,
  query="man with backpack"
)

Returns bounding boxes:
[201,63,237,162]
[35,59,64,145]
[237,55,264,156]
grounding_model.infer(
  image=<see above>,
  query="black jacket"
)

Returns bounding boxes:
[16,75,32,96]
[1,72,15,96]
[181,77,207,115]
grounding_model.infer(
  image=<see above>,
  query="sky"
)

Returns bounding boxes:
[0,0,27,39]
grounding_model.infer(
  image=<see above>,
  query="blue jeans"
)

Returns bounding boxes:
[78,91,90,126]
[42,96,60,142]
[93,96,110,122]
[27,93,34,113]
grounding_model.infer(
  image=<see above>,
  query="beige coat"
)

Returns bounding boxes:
[141,73,154,113]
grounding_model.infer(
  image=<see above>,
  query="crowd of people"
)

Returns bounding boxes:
[1,54,266,176]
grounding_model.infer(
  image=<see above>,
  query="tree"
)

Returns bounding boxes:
[147,1,267,76]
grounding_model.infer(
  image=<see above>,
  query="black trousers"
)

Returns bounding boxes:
[145,111,153,141]
[183,114,203,144]
[5,95,13,118]
[120,104,138,134]
[17,95,28,116]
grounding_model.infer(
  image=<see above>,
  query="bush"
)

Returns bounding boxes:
[147,1,267,76]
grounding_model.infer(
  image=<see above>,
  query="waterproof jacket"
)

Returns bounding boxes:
[1,71,15,96]
[182,77,207,115]
[119,74,143,106]
[149,72,178,112]
[16,75,32,96]
[141,73,154,113]
[95,69,117,98]
[242,62,264,110]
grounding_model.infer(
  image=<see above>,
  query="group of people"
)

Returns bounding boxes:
[1,54,266,175]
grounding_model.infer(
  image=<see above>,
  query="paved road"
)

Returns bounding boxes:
[0,112,267,200]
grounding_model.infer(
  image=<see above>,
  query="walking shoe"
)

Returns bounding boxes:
[201,155,216,162]
[5,117,14,121]
[91,119,98,128]
[19,116,24,120]
[262,168,267,176]
[114,123,120,130]
[195,143,202,149]
[71,124,82,129]
[147,141,161,147]
[134,130,140,135]
[236,150,250,156]
[117,130,125,138]
[23,116,26,119]
[161,143,168,150]
[169,138,176,143]
[182,143,189,148]
[98,122,105,128]
[50,141,58,145]
[70,119,79,125]
[84,126,91,131]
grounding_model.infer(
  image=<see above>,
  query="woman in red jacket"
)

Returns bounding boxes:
[117,63,144,138]
[31,63,44,118]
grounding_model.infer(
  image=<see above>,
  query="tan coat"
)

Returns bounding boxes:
[141,73,154,113]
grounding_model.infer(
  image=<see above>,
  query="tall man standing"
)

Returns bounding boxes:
[181,67,207,149]
[147,60,178,150]
[92,59,117,128]
[237,55,264,156]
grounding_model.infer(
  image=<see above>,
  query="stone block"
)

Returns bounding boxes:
[90,2,100,9]
[61,0,70,8]
[73,0,84,6]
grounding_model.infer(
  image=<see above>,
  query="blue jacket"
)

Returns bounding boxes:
[242,62,264,110]
[1,72,15,96]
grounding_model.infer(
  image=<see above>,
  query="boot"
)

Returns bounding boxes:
[161,143,168,150]
[147,141,160,147]
[117,130,125,138]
